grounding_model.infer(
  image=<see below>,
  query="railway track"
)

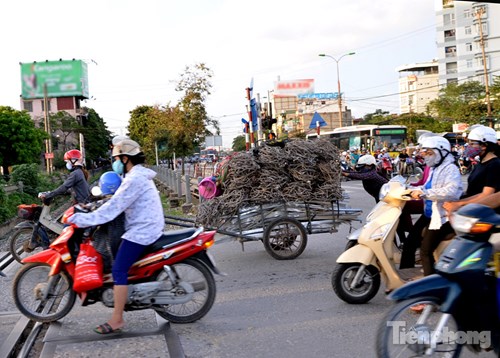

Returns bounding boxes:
[0,250,186,358]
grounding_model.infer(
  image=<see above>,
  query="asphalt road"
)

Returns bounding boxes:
[1,177,492,357]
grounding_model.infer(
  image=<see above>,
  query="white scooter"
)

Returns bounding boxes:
[331,175,450,304]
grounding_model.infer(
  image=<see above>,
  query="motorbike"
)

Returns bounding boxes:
[12,199,222,324]
[9,193,65,263]
[378,157,394,180]
[457,156,477,176]
[376,203,500,357]
[332,175,451,304]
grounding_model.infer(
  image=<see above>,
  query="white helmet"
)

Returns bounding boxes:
[420,136,451,152]
[112,139,142,157]
[356,155,376,166]
[467,125,497,144]
[417,132,438,146]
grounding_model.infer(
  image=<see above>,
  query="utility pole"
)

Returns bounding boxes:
[43,83,52,174]
[475,7,493,127]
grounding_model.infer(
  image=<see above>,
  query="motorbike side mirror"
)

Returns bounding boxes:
[91,186,103,197]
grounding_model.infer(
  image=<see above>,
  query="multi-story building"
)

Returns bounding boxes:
[436,0,500,86]
[396,60,439,114]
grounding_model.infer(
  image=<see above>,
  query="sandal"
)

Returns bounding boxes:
[93,322,122,335]
[409,304,427,313]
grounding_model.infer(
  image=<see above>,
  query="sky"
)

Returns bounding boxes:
[1,0,438,149]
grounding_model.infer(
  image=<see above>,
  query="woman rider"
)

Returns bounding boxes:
[443,125,500,215]
[67,139,164,334]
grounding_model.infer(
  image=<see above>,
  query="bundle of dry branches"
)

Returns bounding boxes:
[196,138,342,227]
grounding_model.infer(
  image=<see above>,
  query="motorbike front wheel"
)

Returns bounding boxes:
[154,258,216,324]
[12,263,76,322]
[9,227,43,263]
[332,263,380,304]
[376,297,462,358]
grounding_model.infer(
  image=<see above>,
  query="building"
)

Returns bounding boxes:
[396,60,439,114]
[435,0,500,86]
[19,59,90,170]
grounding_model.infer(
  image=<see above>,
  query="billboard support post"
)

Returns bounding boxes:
[43,83,52,174]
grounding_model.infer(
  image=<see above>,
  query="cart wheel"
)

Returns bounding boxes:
[263,218,307,260]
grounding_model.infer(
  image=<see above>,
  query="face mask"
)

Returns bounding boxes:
[65,161,73,170]
[463,146,481,159]
[424,154,438,167]
[112,159,124,175]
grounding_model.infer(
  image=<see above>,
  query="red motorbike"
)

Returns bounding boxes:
[12,203,221,324]
[378,157,394,180]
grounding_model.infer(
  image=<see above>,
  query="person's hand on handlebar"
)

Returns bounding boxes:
[410,190,424,200]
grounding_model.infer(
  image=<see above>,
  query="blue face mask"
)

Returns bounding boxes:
[112,159,124,175]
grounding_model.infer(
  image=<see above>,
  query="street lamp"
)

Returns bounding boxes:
[319,52,355,128]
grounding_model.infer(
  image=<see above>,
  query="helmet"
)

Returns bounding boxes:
[112,135,130,145]
[98,171,122,195]
[420,136,451,152]
[356,155,376,166]
[112,139,142,157]
[417,132,438,146]
[63,149,83,166]
[467,125,497,144]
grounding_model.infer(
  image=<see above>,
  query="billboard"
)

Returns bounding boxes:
[20,60,89,99]
[274,79,314,96]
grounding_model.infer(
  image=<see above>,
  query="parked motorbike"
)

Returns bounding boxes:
[9,195,64,263]
[12,199,221,324]
[332,175,451,304]
[376,203,500,357]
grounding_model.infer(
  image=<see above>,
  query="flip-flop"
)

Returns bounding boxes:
[93,322,122,335]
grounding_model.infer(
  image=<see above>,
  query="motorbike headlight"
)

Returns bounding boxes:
[369,223,392,241]
[451,213,492,234]
[378,183,390,201]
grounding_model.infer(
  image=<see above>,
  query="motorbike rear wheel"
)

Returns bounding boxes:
[332,263,380,304]
[154,258,216,323]
[9,227,44,263]
[12,263,76,322]
[376,297,462,358]
[263,218,307,260]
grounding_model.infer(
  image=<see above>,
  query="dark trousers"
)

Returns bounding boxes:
[399,214,430,269]
[420,221,455,276]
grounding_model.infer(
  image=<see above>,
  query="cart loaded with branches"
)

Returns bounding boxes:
[164,139,362,260]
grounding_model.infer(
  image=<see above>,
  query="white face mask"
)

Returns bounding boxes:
[66,161,73,170]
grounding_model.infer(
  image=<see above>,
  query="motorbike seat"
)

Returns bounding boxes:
[144,228,198,254]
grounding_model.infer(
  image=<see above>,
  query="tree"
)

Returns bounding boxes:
[50,111,83,151]
[173,63,219,157]
[80,108,112,167]
[232,135,246,152]
[0,106,45,178]
[127,63,220,163]
[427,81,489,123]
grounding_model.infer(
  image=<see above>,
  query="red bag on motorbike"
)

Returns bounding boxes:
[73,241,103,293]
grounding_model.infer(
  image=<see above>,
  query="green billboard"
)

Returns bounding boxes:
[20,60,89,99]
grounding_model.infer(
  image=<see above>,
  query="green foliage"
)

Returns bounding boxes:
[232,135,246,152]
[0,185,8,223]
[427,81,490,122]
[0,106,45,177]
[50,111,83,151]
[127,63,219,162]
[9,163,42,196]
[0,191,37,223]
[80,108,112,167]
